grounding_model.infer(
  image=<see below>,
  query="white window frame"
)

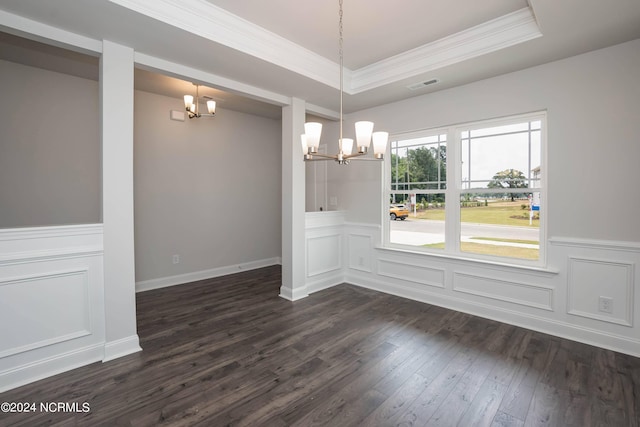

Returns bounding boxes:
[383,111,547,267]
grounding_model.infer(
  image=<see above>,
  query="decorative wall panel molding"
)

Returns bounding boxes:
[0,224,104,392]
[567,257,634,326]
[0,223,103,240]
[378,258,445,288]
[0,269,91,358]
[453,272,553,311]
[0,224,103,264]
[550,237,640,253]
[307,234,342,277]
[348,233,373,273]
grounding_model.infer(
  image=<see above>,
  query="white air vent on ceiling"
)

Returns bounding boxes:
[407,79,439,91]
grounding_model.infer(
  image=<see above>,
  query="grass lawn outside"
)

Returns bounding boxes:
[414,200,540,228]
[412,200,540,259]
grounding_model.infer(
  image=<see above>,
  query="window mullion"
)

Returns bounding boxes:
[445,128,459,254]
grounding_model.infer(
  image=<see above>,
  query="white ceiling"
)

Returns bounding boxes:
[1,0,639,119]
[205,0,529,69]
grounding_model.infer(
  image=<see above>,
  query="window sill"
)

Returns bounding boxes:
[376,245,560,275]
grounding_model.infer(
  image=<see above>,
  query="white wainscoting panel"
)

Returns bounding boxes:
[307,234,342,277]
[453,272,553,311]
[0,224,105,392]
[0,269,91,358]
[304,212,348,293]
[378,258,445,288]
[567,257,634,326]
[348,233,373,273]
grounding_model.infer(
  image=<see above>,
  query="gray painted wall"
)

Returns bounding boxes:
[133,90,282,282]
[0,60,100,228]
[0,60,282,282]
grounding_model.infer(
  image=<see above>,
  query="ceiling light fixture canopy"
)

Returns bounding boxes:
[184,84,216,119]
[301,0,388,165]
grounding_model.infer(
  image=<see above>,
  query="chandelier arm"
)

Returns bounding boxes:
[343,156,384,161]
[304,157,338,162]
[342,152,368,160]
[307,153,340,160]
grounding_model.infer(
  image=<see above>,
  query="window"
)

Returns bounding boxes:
[386,112,545,264]
[389,131,447,249]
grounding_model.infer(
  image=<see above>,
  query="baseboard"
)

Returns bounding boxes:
[0,343,104,393]
[136,257,281,293]
[306,273,344,295]
[347,273,640,358]
[102,335,142,362]
[279,285,308,301]
[279,271,343,301]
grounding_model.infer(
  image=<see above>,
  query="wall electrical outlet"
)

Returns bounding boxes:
[598,296,613,314]
[172,254,180,264]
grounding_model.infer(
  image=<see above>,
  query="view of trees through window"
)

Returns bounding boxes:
[388,114,544,262]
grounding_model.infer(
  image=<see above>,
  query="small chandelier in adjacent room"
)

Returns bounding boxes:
[301,0,388,165]
[183,84,216,119]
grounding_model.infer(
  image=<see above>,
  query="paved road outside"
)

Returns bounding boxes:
[390,218,539,248]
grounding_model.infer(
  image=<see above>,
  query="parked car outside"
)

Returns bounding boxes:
[390,204,409,220]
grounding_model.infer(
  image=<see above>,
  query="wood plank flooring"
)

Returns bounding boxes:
[1,265,639,426]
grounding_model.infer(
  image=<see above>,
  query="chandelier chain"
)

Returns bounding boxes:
[338,0,344,147]
[339,0,343,60]
[301,0,388,164]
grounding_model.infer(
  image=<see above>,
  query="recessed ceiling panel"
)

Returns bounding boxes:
[206,0,528,68]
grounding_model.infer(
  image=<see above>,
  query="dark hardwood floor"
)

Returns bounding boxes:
[1,265,639,426]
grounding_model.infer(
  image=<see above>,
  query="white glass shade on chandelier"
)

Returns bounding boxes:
[183,84,216,119]
[300,0,388,165]
[301,121,389,164]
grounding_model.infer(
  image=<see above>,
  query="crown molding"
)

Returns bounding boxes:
[109,1,541,96]
[349,8,542,94]
[109,0,340,89]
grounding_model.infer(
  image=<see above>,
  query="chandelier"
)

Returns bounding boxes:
[183,84,216,119]
[301,0,388,164]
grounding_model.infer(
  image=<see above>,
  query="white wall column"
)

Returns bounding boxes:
[280,98,308,300]
[100,40,141,360]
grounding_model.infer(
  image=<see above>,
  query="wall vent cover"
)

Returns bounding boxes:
[407,79,439,91]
